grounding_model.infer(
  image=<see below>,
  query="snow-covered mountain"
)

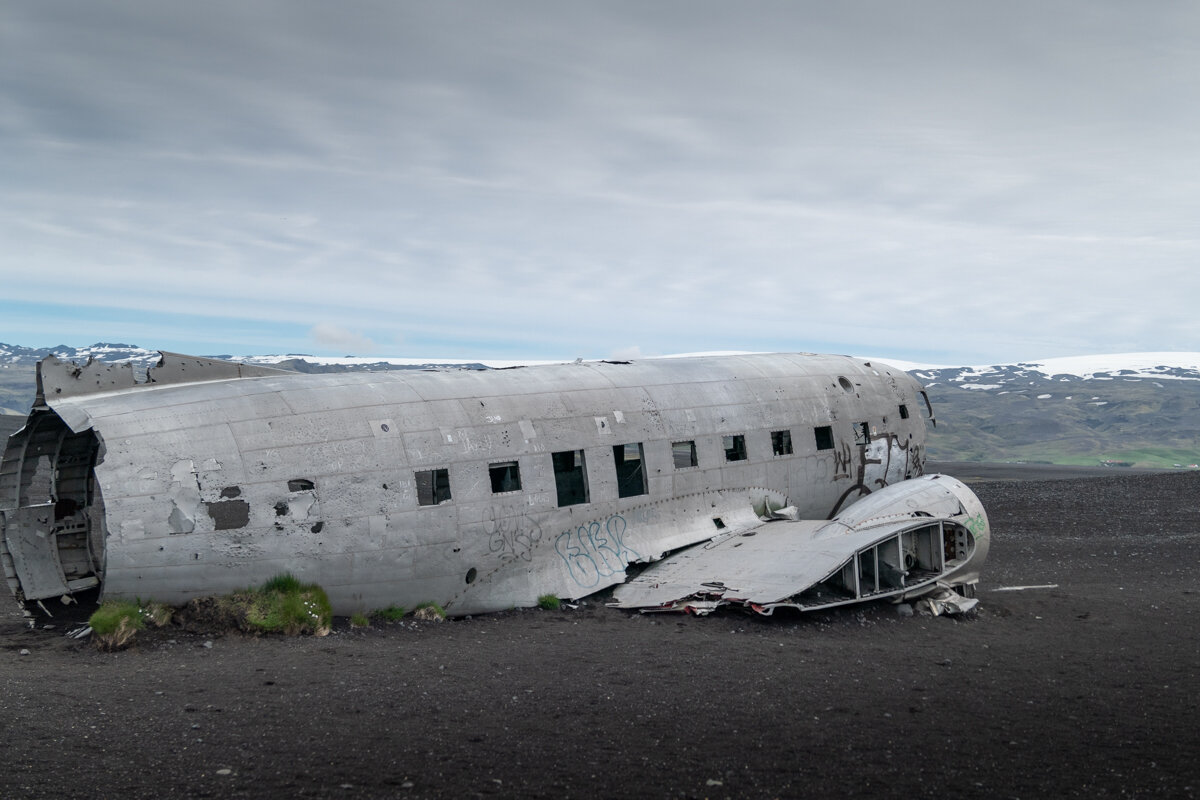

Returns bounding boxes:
[0,342,550,371]
[906,353,1200,386]
[5,342,1199,380]
[0,342,163,369]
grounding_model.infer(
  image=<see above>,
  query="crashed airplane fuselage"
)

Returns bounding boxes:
[0,352,988,616]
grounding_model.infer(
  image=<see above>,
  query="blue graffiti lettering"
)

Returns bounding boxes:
[554,515,639,587]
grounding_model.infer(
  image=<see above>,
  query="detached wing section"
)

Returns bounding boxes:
[612,474,989,615]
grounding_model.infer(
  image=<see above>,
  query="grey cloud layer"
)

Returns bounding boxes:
[3,1,1197,359]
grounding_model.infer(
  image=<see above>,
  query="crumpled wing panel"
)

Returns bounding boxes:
[612,474,988,615]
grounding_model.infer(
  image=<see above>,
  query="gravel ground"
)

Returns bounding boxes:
[2,468,1198,799]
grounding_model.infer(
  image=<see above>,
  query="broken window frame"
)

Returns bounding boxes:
[552,449,590,507]
[814,425,834,451]
[488,460,523,494]
[671,440,698,469]
[415,468,453,506]
[854,422,871,446]
[612,442,648,498]
[723,434,748,462]
[919,390,936,427]
[898,404,909,420]
[770,429,793,457]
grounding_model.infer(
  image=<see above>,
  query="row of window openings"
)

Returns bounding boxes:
[416,419,881,509]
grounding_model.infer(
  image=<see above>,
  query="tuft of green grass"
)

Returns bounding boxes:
[259,573,304,594]
[373,605,406,621]
[412,601,446,621]
[349,612,370,628]
[90,601,144,635]
[536,594,561,611]
[231,573,332,636]
[89,601,145,651]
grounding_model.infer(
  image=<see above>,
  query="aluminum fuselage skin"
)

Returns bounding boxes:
[0,353,961,615]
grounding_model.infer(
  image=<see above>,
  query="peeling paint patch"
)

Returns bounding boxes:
[206,499,250,530]
[168,503,195,534]
[290,493,318,518]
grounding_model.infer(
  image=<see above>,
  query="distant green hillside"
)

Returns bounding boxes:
[921,366,1200,469]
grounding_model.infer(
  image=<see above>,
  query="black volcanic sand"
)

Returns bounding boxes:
[2,469,1198,799]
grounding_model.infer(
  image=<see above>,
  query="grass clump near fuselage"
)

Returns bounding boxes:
[537,594,561,611]
[412,601,446,621]
[89,599,172,650]
[349,612,370,628]
[229,572,332,636]
[373,605,406,621]
[89,601,143,650]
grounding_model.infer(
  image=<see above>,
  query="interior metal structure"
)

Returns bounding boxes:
[0,410,106,601]
[795,520,977,609]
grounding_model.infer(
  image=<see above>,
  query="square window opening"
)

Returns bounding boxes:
[771,429,793,456]
[613,442,647,498]
[416,468,452,506]
[814,425,834,451]
[489,461,522,493]
[672,440,698,469]
[898,404,909,420]
[553,449,590,507]
[723,434,747,462]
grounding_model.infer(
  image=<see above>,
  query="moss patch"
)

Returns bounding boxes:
[373,605,406,621]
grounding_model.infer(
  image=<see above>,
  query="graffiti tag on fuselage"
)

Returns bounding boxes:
[484,506,543,563]
[555,515,640,588]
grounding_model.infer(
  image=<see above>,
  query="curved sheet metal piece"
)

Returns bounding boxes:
[612,475,989,614]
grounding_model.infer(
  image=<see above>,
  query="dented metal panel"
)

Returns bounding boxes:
[3,505,72,600]
[36,351,289,405]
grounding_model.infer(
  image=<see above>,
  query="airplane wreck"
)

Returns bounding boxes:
[0,351,988,617]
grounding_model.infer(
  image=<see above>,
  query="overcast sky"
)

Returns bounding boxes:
[3,1,1198,364]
